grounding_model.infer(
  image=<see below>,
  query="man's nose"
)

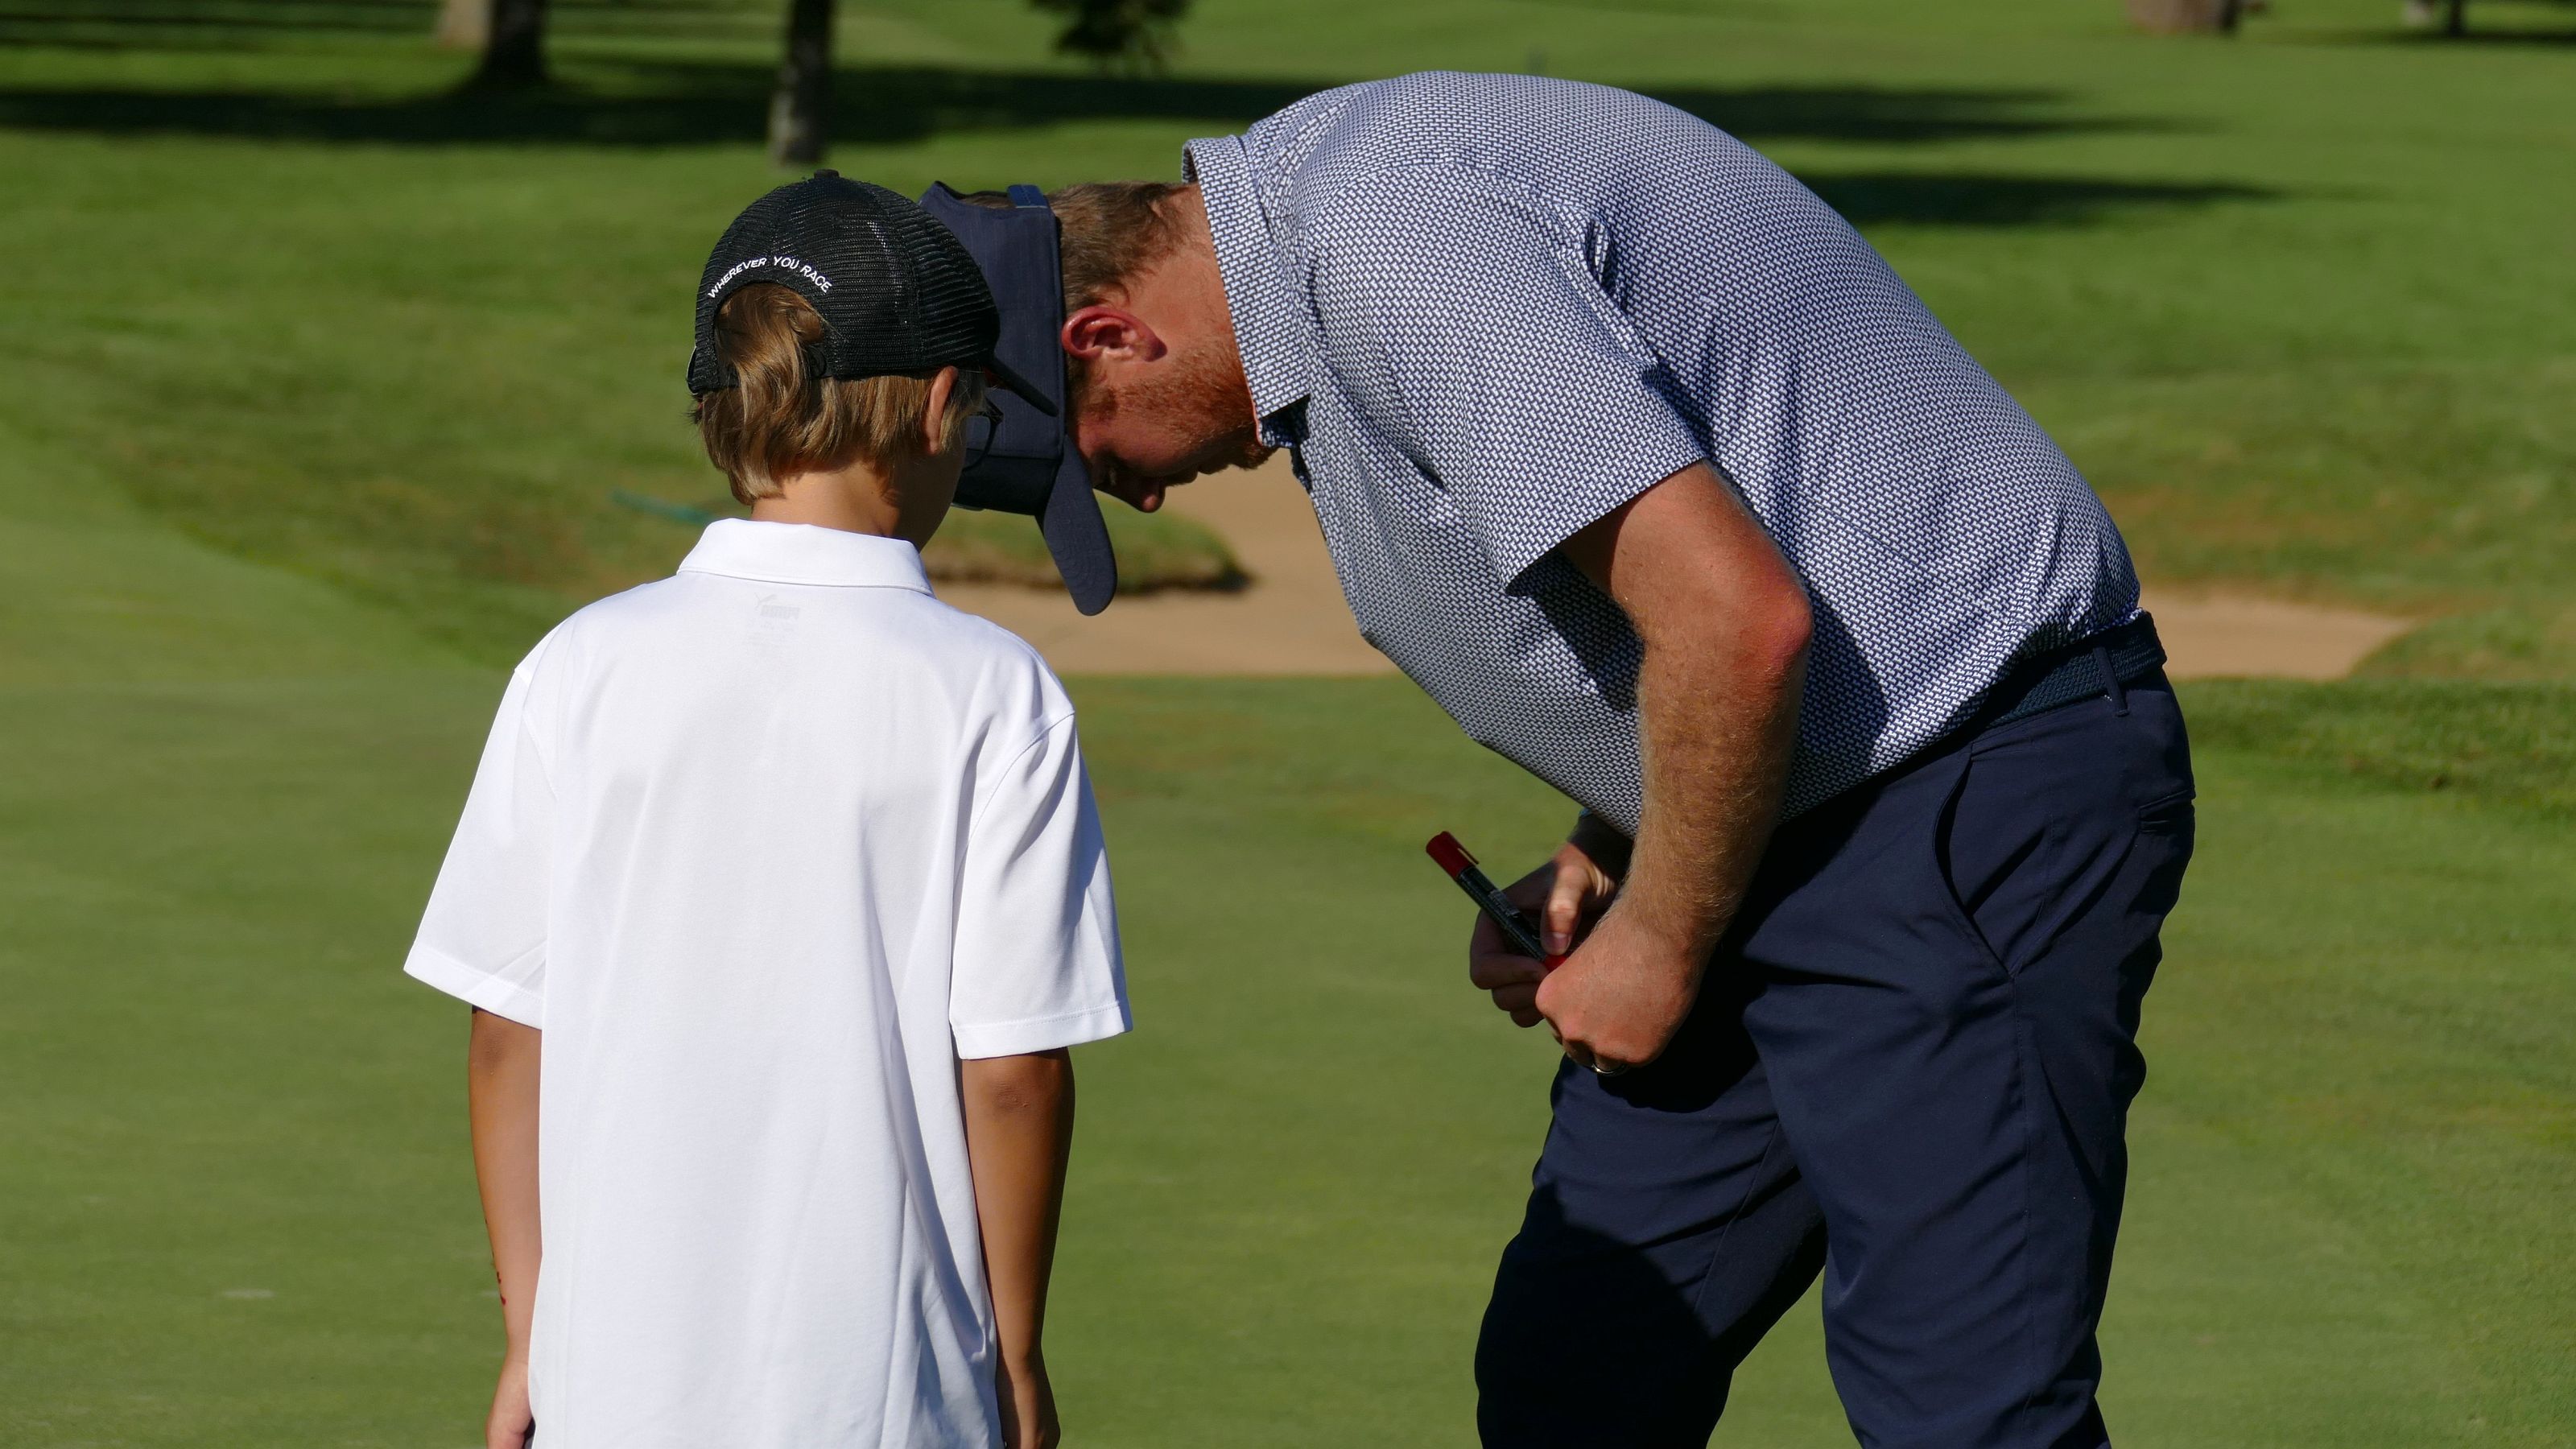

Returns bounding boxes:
[1089,460,1169,514]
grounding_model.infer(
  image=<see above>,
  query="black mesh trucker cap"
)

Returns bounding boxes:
[685,171,1055,415]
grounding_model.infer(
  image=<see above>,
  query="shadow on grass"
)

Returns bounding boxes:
[2310,0,2576,49]
[0,55,2168,146]
[2363,27,2576,45]
[1807,171,2273,227]
[0,0,435,52]
[0,0,431,30]
[0,54,2269,225]
[0,0,769,50]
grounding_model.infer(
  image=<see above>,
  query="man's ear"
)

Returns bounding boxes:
[1062,305,1165,366]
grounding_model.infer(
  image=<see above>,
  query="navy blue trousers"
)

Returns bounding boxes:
[1476,676,2195,1449]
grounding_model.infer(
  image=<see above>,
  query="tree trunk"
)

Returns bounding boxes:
[768,0,835,167]
[2445,0,2467,35]
[475,0,547,87]
[434,0,487,51]
[2124,0,2237,31]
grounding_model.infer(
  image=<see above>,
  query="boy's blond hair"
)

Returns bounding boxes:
[691,283,989,506]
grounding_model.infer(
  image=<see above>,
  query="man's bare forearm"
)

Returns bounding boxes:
[1618,613,1805,964]
[1568,462,1808,961]
[1533,462,1810,1068]
[467,1008,542,1357]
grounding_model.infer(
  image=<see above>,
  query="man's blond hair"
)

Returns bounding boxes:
[1034,181,1191,409]
[1046,181,1189,312]
[691,283,989,505]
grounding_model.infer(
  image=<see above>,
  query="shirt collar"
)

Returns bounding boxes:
[677,518,933,592]
[1186,134,1312,449]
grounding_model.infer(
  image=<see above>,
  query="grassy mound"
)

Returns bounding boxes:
[611,488,1248,593]
[929,506,1247,592]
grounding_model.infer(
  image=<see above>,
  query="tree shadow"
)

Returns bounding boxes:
[0,56,2161,148]
[0,0,435,47]
[0,58,2273,227]
[0,0,774,52]
[2309,1,2576,48]
[1807,171,2275,228]
[1653,82,2171,143]
[2365,26,2576,44]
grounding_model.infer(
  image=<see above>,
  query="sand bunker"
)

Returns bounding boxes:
[2140,591,2413,681]
[943,456,2410,682]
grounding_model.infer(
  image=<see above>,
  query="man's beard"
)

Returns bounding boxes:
[1080,339,1274,484]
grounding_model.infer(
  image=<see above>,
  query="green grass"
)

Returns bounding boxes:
[2,0,2570,665]
[3,513,2572,1441]
[2,2,2572,1445]
[3,400,2573,1443]
[2186,677,2576,816]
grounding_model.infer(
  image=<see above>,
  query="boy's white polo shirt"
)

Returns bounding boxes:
[405,519,1129,1449]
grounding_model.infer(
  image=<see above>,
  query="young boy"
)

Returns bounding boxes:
[405,175,1129,1449]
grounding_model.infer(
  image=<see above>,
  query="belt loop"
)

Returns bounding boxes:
[2094,644,2129,716]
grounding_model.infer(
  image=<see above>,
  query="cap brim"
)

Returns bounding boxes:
[1039,447,1116,616]
[984,352,1058,418]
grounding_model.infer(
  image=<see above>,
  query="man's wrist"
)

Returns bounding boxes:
[1607,852,1733,967]
[1619,902,1718,968]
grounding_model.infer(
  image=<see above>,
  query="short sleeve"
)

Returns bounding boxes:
[403,664,553,1027]
[950,714,1130,1059]
[1304,167,1710,588]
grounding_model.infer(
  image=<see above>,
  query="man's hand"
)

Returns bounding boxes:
[485,1352,533,1449]
[1468,840,1620,1027]
[996,1351,1061,1449]
[1534,911,1706,1072]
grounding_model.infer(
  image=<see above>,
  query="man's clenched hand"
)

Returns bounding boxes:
[1534,911,1706,1072]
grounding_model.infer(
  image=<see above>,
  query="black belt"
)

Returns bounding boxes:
[1983,614,2167,731]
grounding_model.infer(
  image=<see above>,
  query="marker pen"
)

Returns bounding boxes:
[1426,832,1567,968]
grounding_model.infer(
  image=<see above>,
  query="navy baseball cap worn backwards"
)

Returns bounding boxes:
[688,172,1118,613]
[918,181,1116,616]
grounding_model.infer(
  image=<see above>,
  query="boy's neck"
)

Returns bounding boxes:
[749,456,948,548]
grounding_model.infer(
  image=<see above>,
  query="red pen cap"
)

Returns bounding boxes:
[1425,831,1476,878]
